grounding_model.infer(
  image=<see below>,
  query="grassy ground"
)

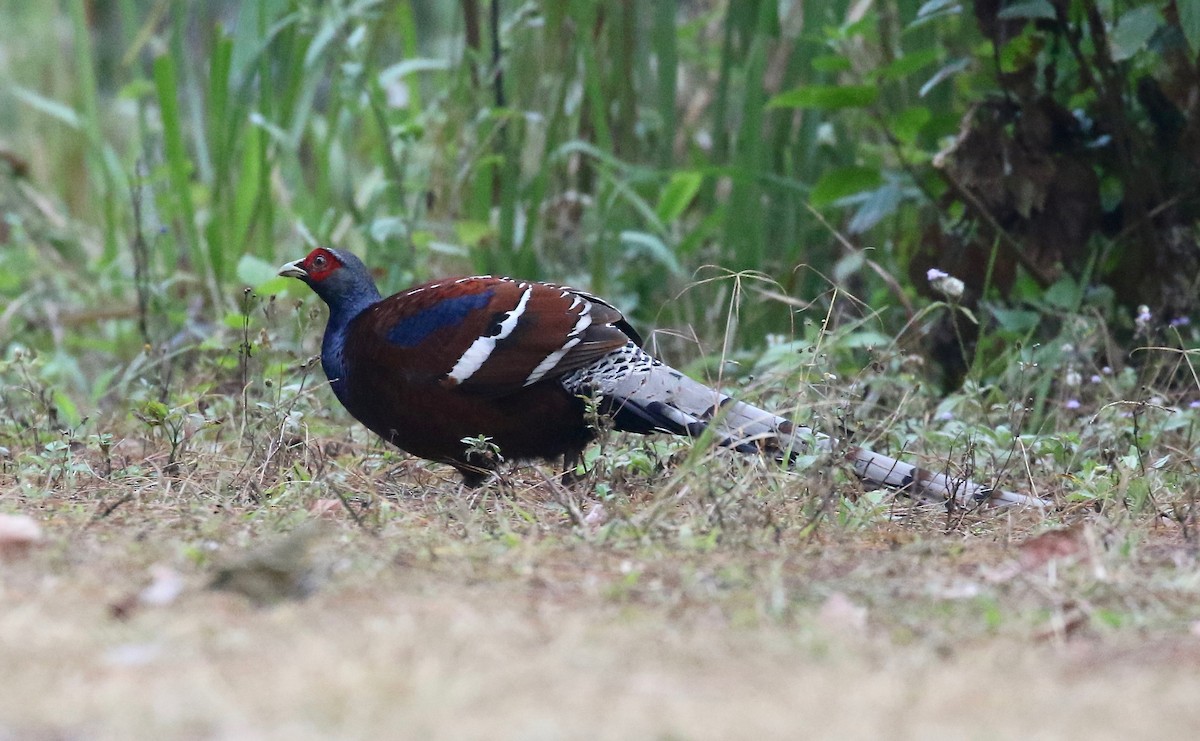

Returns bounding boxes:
[3,261,1200,739]
[3,408,1200,739]
[5,543,1200,740]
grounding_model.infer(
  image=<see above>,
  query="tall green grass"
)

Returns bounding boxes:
[2,0,1034,389]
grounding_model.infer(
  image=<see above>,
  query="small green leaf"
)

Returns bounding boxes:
[410,229,434,250]
[619,231,682,274]
[1043,278,1082,310]
[255,276,293,296]
[1002,31,1042,74]
[455,220,493,247]
[140,400,169,424]
[1093,609,1126,629]
[12,87,82,129]
[840,330,893,349]
[810,54,852,73]
[52,390,81,428]
[877,48,940,81]
[1110,6,1162,61]
[118,79,156,100]
[833,251,865,283]
[222,311,247,330]
[892,106,932,143]
[847,181,903,233]
[236,254,279,288]
[810,166,882,208]
[1099,175,1124,212]
[990,306,1040,333]
[369,217,409,242]
[655,171,704,223]
[768,85,878,110]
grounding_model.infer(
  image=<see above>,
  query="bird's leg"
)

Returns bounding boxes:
[454,465,491,489]
[533,463,589,528]
[560,447,587,488]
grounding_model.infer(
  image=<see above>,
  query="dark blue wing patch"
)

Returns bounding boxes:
[386,289,495,347]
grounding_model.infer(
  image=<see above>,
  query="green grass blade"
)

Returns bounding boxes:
[152,53,202,284]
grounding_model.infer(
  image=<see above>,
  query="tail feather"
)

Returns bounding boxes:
[572,344,1046,509]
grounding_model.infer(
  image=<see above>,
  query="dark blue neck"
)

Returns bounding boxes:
[318,284,382,403]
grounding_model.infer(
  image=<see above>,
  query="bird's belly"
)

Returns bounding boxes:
[344,381,593,466]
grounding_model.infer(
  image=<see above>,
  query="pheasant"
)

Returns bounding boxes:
[279,248,1046,508]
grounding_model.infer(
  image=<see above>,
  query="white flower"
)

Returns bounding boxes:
[1065,370,1082,387]
[927,268,964,300]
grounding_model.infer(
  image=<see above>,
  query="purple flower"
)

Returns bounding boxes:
[1171,316,1191,328]
[1065,399,1081,410]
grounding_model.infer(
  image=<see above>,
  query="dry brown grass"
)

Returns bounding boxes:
[3,436,1200,740]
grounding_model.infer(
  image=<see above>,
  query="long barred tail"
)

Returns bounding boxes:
[569,343,1047,509]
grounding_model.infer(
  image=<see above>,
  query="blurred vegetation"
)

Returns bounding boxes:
[1,0,1198,433]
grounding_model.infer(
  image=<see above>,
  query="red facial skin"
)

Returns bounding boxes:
[297,247,343,283]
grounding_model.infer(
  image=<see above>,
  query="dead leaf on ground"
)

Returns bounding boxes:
[1018,525,1087,571]
[981,524,1091,582]
[139,564,185,606]
[817,592,868,634]
[0,513,43,557]
[110,564,188,620]
[309,499,343,518]
[584,502,608,528]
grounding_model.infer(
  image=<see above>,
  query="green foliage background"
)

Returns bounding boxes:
[2,0,1198,419]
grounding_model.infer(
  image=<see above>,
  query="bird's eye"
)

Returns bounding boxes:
[313,255,327,269]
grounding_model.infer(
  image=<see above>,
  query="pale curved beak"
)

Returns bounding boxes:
[277,259,308,279]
